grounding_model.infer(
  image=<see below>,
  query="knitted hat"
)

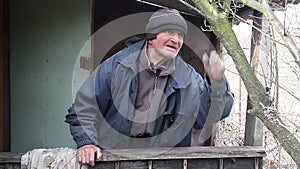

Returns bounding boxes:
[146,8,188,35]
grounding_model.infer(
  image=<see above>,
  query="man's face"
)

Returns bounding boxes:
[148,30,184,59]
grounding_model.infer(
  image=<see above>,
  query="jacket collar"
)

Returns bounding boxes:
[117,39,191,89]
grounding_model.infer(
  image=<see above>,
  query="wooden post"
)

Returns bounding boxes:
[0,0,10,152]
[244,10,265,146]
[0,0,5,152]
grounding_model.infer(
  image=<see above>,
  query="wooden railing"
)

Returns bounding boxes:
[0,146,266,169]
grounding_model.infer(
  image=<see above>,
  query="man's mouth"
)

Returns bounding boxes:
[166,45,177,51]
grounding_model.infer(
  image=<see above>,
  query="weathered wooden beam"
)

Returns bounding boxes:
[0,146,266,164]
[99,146,266,161]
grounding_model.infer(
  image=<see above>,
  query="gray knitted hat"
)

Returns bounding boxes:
[146,8,188,35]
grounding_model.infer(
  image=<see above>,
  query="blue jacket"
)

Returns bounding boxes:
[65,39,234,149]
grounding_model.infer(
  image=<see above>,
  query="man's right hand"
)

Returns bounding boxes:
[202,50,225,85]
[77,144,102,166]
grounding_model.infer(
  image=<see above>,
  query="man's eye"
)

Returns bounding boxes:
[178,34,184,39]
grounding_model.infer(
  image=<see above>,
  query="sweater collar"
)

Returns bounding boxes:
[138,41,176,76]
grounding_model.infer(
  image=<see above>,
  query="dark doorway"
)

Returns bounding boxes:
[86,0,218,146]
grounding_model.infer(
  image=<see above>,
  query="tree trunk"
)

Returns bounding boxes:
[191,0,300,167]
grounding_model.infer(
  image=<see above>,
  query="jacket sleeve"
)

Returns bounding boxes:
[65,104,96,148]
[65,63,112,148]
[194,75,234,129]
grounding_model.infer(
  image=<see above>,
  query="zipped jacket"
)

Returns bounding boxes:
[65,39,234,149]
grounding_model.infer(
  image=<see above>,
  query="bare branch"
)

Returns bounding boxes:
[232,13,286,46]
[240,0,300,68]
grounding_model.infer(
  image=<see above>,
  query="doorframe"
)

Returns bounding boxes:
[0,0,10,152]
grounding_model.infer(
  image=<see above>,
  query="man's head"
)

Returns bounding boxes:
[146,8,187,62]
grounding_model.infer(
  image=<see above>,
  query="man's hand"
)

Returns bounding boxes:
[202,50,225,85]
[77,145,102,166]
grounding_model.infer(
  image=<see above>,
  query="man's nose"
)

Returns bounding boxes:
[170,35,182,43]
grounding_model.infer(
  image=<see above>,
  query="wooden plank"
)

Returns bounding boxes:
[188,159,219,169]
[152,159,182,169]
[99,146,266,162]
[92,161,115,169]
[120,161,148,169]
[223,157,261,169]
[93,158,263,169]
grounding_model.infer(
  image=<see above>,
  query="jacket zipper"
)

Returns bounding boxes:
[151,63,158,95]
[153,76,158,95]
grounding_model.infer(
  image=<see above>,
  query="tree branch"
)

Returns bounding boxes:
[240,0,300,68]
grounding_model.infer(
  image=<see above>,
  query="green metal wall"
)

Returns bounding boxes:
[9,0,91,152]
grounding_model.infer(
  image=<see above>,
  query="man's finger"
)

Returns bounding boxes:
[85,149,91,165]
[89,149,96,166]
[81,151,87,164]
[77,152,82,163]
[96,148,102,160]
